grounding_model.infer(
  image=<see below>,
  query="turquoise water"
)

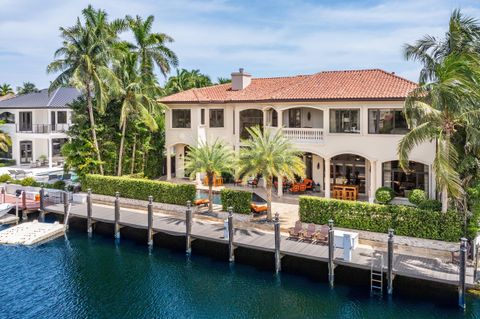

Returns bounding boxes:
[1,231,479,318]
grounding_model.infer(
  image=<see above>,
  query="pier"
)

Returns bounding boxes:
[0,220,64,245]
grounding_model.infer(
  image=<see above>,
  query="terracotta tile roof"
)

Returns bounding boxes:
[160,69,417,104]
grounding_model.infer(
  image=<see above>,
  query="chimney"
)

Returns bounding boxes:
[231,68,251,90]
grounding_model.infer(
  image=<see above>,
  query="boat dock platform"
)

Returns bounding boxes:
[43,200,476,291]
[0,220,64,245]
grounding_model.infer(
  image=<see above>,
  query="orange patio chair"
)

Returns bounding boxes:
[251,203,268,214]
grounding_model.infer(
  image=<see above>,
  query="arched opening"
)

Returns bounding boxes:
[266,109,278,127]
[240,109,263,139]
[382,160,429,197]
[331,154,367,194]
[0,112,14,124]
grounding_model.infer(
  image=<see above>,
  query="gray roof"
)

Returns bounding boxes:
[0,87,81,109]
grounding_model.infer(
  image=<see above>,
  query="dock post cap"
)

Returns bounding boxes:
[328,219,334,228]
[388,229,394,236]
[187,200,191,208]
[87,188,92,193]
[115,191,120,198]
[274,212,279,222]
[228,206,233,216]
[148,195,153,203]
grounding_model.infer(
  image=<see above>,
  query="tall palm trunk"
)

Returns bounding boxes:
[130,135,136,175]
[117,118,127,176]
[86,84,104,175]
[266,177,273,221]
[207,172,214,213]
[441,132,451,213]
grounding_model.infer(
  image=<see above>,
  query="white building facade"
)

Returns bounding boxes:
[161,69,435,202]
[0,88,80,168]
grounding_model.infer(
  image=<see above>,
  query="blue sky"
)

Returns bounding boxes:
[0,0,479,90]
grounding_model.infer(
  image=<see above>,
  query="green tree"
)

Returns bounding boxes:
[184,140,234,213]
[398,53,480,213]
[47,5,123,175]
[164,69,212,94]
[0,121,11,154]
[237,126,306,220]
[217,77,231,84]
[16,82,38,95]
[0,84,13,96]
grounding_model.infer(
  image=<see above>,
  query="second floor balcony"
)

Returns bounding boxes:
[16,123,69,134]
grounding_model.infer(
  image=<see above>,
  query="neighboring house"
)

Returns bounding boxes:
[0,88,81,168]
[160,68,435,202]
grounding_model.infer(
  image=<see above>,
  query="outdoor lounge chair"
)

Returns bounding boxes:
[303,179,313,191]
[288,220,303,239]
[290,183,300,193]
[299,183,307,193]
[194,198,210,207]
[250,203,267,214]
[8,170,18,178]
[313,224,329,243]
[247,178,258,188]
[302,223,317,241]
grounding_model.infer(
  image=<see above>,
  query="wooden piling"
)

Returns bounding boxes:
[147,196,154,246]
[21,191,27,220]
[228,207,234,262]
[459,237,467,309]
[274,213,281,274]
[0,186,4,204]
[114,191,120,239]
[186,201,192,254]
[15,193,19,219]
[87,189,93,234]
[39,187,45,222]
[328,219,335,288]
[62,190,69,229]
[387,229,394,295]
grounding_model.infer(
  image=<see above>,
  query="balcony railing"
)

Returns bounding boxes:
[16,124,69,134]
[281,127,324,143]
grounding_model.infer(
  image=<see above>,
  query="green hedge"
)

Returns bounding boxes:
[83,174,196,205]
[299,196,462,242]
[220,188,252,214]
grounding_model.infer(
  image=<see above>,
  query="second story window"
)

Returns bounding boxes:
[200,109,205,125]
[0,112,14,124]
[209,109,224,128]
[329,109,360,134]
[57,111,67,124]
[368,109,408,134]
[172,109,191,128]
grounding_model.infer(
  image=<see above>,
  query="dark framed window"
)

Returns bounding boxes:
[200,109,205,125]
[368,109,408,134]
[172,109,191,128]
[288,109,301,128]
[271,110,278,127]
[329,109,360,133]
[19,112,32,131]
[52,138,68,156]
[0,112,14,124]
[382,161,428,197]
[209,109,224,128]
[57,111,67,124]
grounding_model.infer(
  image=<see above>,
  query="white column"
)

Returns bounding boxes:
[369,160,377,203]
[277,175,283,197]
[277,109,283,128]
[195,172,202,185]
[166,146,172,180]
[48,138,53,168]
[324,157,331,198]
[429,164,436,199]
[234,108,240,146]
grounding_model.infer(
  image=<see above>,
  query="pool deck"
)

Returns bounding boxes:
[43,201,476,289]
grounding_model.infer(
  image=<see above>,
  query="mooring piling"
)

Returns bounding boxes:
[39,187,45,222]
[274,213,281,274]
[147,196,154,246]
[21,191,27,220]
[387,229,394,295]
[328,219,335,288]
[114,191,121,239]
[459,237,467,309]
[87,189,93,235]
[228,206,234,262]
[186,200,192,254]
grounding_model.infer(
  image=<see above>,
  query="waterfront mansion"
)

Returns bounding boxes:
[160,69,435,202]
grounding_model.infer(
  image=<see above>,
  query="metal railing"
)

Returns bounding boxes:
[16,124,69,134]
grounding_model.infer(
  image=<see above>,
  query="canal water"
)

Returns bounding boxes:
[1,231,479,319]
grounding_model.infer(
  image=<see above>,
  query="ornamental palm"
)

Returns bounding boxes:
[0,121,11,153]
[398,53,480,213]
[237,126,305,221]
[116,52,162,176]
[16,82,38,95]
[0,84,13,96]
[184,140,235,213]
[126,15,178,81]
[164,69,213,94]
[47,5,123,175]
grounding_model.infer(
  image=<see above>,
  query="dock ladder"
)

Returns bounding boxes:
[370,252,384,294]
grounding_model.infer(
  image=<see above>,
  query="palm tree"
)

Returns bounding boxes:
[126,15,178,81]
[0,121,11,154]
[16,82,38,95]
[217,77,231,84]
[398,53,480,213]
[47,5,123,175]
[184,140,235,213]
[164,69,212,94]
[0,84,13,96]
[115,52,162,176]
[237,126,306,220]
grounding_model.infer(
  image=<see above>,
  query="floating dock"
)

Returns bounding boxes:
[0,221,65,245]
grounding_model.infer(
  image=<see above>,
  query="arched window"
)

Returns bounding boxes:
[0,112,15,124]
[382,161,428,197]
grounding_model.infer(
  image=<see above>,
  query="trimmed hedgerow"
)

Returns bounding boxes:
[220,188,252,214]
[299,196,462,242]
[83,174,196,205]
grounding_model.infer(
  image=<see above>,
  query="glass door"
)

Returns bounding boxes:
[19,112,32,132]
[20,141,33,164]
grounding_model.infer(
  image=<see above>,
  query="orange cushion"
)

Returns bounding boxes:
[251,203,267,212]
[194,199,210,205]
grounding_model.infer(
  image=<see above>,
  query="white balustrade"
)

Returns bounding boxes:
[281,127,324,143]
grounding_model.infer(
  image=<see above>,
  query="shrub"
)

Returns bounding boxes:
[82,174,196,205]
[408,189,427,206]
[19,177,38,187]
[375,187,394,204]
[417,199,442,211]
[51,180,66,190]
[0,174,12,183]
[220,188,252,214]
[467,185,480,240]
[299,196,462,242]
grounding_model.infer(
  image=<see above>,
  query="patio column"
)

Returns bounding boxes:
[277,109,283,128]
[369,160,377,203]
[277,175,283,197]
[324,157,331,198]
[48,137,53,168]
[166,146,172,180]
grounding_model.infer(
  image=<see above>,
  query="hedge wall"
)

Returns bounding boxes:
[220,188,252,214]
[299,196,462,242]
[83,174,196,206]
